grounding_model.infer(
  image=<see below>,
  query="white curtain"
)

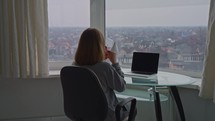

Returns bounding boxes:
[199,0,215,103]
[0,0,49,78]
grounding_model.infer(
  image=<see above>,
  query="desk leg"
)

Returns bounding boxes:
[153,90,163,121]
[170,86,185,121]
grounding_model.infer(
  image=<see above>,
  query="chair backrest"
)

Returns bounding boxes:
[60,66,108,121]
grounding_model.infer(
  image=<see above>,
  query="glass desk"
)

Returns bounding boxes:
[123,69,196,121]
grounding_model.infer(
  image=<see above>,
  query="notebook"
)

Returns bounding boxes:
[129,52,159,75]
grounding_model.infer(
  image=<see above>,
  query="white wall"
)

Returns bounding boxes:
[0,78,215,121]
[0,78,66,121]
[177,87,215,121]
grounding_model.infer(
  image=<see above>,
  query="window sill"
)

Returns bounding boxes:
[49,70,60,77]
[179,78,201,90]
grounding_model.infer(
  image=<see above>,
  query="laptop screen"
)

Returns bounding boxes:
[131,52,159,74]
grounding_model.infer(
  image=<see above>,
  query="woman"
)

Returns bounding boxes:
[73,28,128,121]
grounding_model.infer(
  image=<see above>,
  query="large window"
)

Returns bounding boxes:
[47,0,210,78]
[106,0,210,77]
[48,0,90,71]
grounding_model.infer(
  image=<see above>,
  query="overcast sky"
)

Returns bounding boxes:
[48,0,210,27]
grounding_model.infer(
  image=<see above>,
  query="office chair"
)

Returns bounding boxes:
[60,66,137,121]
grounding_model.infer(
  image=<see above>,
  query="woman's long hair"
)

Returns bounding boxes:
[74,28,105,65]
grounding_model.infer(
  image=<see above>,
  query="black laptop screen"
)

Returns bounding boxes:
[131,52,159,74]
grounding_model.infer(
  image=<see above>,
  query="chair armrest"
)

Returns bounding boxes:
[115,97,137,121]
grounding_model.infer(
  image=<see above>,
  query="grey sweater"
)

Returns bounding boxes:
[73,61,126,121]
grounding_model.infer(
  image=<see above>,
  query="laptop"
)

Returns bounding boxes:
[130,52,159,75]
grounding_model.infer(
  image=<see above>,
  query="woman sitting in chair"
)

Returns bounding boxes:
[73,28,132,121]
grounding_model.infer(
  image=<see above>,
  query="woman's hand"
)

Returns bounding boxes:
[107,51,117,64]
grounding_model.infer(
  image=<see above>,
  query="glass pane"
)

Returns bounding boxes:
[106,0,210,77]
[48,0,90,70]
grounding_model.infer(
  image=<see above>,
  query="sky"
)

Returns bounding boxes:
[48,0,210,27]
